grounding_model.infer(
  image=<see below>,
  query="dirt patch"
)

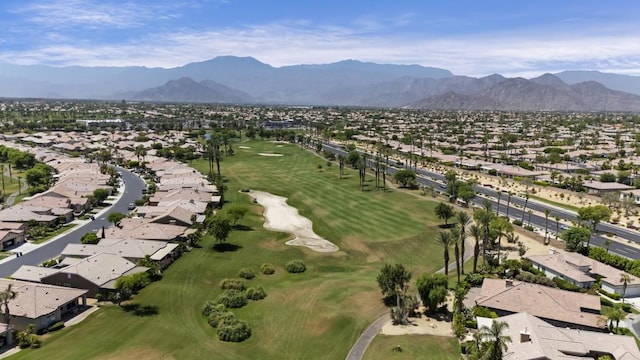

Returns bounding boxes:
[342,236,384,262]
[249,190,339,252]
[306,316,331,336]
[96,348,175,360]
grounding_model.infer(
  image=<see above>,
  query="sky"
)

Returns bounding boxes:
[1,0,639,77]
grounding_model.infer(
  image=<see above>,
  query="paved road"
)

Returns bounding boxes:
[0,167,146,278]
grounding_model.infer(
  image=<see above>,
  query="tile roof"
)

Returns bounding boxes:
[475,278,603,329]
[0,278,87,320]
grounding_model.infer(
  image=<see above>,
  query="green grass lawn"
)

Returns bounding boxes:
[528,194,579,212]
[9,140,459,360]
[363,334,461,360]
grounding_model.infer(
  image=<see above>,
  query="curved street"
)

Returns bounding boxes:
[0,167,146,278]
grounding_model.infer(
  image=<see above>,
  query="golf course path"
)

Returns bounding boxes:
[345,236,474,360]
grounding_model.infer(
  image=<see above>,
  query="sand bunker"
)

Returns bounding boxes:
[238,146,251,149]
[258,153,284,157]
[249,190,339,252]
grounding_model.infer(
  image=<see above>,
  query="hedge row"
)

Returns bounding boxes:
[589,247,640,277]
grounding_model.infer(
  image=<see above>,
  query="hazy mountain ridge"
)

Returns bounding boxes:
[410,75,640,111]
[2,56,640,111]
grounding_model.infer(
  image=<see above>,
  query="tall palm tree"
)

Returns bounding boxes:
[0,284,17,346]
[437,231,453,276]
[544,209,550,243]
[469,224,483,273]
[492,217,513,265]
[555,216,561,238]
[496,190,502,216]
[480,320,512,360]
[456,211,472,275]
[474,203,494,270]
[450,227,461,284]
[520,194,530,224]
[620,273,631,303]
[505,191,512,218]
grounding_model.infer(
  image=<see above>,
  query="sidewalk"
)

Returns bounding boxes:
[0,180,126,265]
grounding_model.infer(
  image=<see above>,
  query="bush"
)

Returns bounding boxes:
[515,271,556,287]
[202,300,222,316]
[465,319,478,329]
[464,273,485,287]
[219,278,246,291]
[600,297,614,307]
[285,260,306,273]
[218,290,248,309]
[512,219,523,226]
[552,277,582,292]
[473,306,497,319]
[238,268,255,280]
[523,225,534,231]
[599,289,621,300]
[246,286,267,300]
[47,321,65,332]
[260,263,275,275]
[217,320,252,342]
[41,259,58,268]
[240,188,250,193]
[208,310,237,328]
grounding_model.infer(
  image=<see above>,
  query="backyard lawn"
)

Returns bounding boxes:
[9,140,458,360]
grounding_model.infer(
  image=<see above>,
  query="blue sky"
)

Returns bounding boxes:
[1,0,639,77]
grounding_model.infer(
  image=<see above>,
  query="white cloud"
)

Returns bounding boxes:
[1,19,639,77]
[11,0,182,30]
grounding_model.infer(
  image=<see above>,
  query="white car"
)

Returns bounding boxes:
[127,203,135,210]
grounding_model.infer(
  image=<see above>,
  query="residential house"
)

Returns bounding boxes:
[61,238,181,269]
[528,251,640,297]
[474,278,604,331]
[11,253,148,297]
[0,222,25,250]
[105,218,188,242]
[0,278,87,332]
[477,312,640,360]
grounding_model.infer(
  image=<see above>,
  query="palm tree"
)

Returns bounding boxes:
[0,284,17,346]
[456,211,472,274]
[437,231,453,276]
[603,304,625,331]
[450,227,461,284]
[544,209,550,243]
[492,217,512,266]
[480,320,512,360]
[469,224,483,273]
[520,194,530,224]
[620,273,631,303]
[555,216,561,238]
[505,191,513,218]
[474,203,494,270]
[134,144,147,164]
[496,190,502,216]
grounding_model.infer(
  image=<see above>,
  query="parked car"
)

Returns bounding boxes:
[128,203,135,210]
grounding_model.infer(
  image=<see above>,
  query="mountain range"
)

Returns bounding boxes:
[2,56,640,111]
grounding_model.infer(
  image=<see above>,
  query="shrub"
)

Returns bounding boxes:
[218,320,252,342]
[260,263,275,275]
[599,289,621,300]
[516,271,556,287]
[464,273,485,287]
[246,286,267,300]
[285,260,306,273]
[523,225,534,231]
[208,310,237,328]
[552,277,582,292]
[240,188,250,193]
[473,306,497,319]
[218,290,248,309]
[202,300,222,316]
[219,278,246,291]
[47,321,65,332]
[512,219,523,226]
[600,297,614,307]
[41,259,58,268]
[238,268,255,280]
